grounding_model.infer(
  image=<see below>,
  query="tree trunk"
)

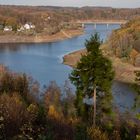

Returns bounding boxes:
[93,86,96,127]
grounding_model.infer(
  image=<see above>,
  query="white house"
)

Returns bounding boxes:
[4,26,12,32]
[24,23,30,30]
[24,23,35,30]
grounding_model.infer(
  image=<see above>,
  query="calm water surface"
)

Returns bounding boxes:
[0,24,136,110]
[0,24,119,85]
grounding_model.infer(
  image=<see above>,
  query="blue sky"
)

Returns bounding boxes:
[0,0,139,8]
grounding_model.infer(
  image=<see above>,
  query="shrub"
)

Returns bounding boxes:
[87,126,109,140]
[0,93,29,137]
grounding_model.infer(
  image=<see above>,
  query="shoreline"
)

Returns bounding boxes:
[63,49,140,84]
[63,49,86,67]
[0,20,127,44]
[0,29,84,44]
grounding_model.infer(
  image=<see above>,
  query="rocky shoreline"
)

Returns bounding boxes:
[0,29,84,44]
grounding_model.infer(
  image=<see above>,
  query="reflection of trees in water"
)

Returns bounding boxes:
[0,43,34,52]
[0,43,22,52]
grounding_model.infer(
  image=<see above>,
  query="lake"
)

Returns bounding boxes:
[0,24,137,111]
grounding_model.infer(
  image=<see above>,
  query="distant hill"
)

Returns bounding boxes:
[0,5,139,34]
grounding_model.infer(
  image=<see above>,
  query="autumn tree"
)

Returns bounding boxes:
[5,17,18,31]
[70,33,114,126]
[44,81,62,119]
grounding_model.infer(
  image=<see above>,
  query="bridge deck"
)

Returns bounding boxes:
[77,20,127,24]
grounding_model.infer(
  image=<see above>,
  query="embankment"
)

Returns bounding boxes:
[63,48,140,84]
[0,29,84,44]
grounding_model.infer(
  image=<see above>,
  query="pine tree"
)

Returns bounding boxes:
[70,33,114,126]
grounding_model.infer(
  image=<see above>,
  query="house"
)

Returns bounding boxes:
[17,23,35,32]
[24,23,30,30]
[4,26,12,31]
[24,23,36,30]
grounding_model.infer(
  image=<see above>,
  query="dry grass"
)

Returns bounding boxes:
[63,47,140,83]
[0,29,83,43]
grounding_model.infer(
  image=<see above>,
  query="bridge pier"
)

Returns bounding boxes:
[82,23,84,28]
[94,23,96,29]
[107,23,109,29]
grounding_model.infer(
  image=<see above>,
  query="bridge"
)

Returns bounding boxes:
[77,20,127,29]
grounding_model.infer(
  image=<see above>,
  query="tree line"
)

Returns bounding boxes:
[0,5,140,34]
[107,17,140,66]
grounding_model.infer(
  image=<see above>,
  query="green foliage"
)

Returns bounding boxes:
[70,33,114,120]
[136,113,140,120]
[75,123,88,140]
[132,71,140,109]
[61,81,76,119]
[37,105,46,123]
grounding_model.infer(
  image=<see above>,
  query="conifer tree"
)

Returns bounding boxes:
[70,33,114,126]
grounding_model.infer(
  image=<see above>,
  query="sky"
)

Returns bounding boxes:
[0,0,139,8]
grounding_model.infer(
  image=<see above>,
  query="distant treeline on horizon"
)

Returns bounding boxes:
[0,5,139,33]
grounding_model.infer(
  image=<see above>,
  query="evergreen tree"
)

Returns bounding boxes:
[70,33,114,126]
[133,71,140,109]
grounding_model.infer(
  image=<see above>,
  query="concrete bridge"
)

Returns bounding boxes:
[77,19,127,24]
[77,20,127,29]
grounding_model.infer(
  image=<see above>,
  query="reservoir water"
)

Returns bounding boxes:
[0,24,119,85]
[0,24,137,111]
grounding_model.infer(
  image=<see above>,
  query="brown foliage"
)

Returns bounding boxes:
[87,126,109,140]
[0,5,139,34]
[0,93,30,137]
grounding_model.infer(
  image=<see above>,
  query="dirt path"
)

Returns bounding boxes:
[61,30,71,38]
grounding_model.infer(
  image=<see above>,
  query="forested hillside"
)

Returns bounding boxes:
[106,17,140,66]
[0,5,139,34]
